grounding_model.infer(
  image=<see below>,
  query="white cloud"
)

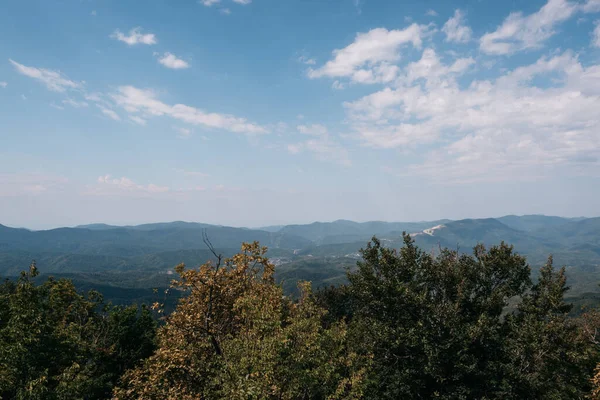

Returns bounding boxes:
[63,98,88,108]
[593,21,600,47]
[96,175,169,194]
[289,124,349,165]
[0,81,7,88]
[287,137,351,166]
[111,85,267,134]
[97,105,121,121]
[425,9,438,17]
[344,50,600,182]
[442,9,472,43]
[298,55,316,65]
[158,53,190,69]
[220,8,231,15]
[175,127,192,137]
[173,168,209,177]
[297,124,328,136]
[233,0,251,4]
[480,0,577,55]
[9,59,82,92]
[307,23,428,84]
[0,173,68,197]
[50,103,65,110]
[332,80,345,90]
[583,0,600,13]
[199,0,220,6]
[129,115,147,125]
[110,27,157,45]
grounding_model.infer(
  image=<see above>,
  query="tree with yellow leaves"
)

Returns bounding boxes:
[114,239,367,399]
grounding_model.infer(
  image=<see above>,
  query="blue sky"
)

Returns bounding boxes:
[1,0,600,229]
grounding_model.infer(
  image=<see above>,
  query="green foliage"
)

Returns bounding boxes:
[500,258,596,398]
[2,233,600,399]
[0,263,157,399]
[114,242,367,400]
[319,234,598,399]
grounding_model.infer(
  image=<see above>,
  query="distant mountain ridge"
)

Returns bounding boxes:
[2,215,600,297]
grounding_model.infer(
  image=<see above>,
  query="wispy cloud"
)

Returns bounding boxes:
[287,137,351,167]
[199,0,220,6]
[111,85,268,134]
[480,0,577,55]
[442,9,472,43]
[9,59,82,92]
[97,105,121,121]
[583,0,600,13]
[157,52,190,69]
[173,168,210,177]
[288,124,350,166]
[129,115,147,125]
[232,0,251,4]
[175,127,192,138]
[297,124,328,136]
[593,21,600,47]
[63,98,88,108]
[307,24,429,84]
[0,81,7,88]
[0,173,68,197]
[344,49,600,182]
[425,9,438,17]
[110,27,157,45]
[332,80,345,90]
[298,55,316,65]
[92,175,169,195]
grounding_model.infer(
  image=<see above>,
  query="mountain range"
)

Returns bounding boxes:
[1,215,599,302]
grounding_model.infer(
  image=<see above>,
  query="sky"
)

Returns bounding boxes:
[1,0,600,229]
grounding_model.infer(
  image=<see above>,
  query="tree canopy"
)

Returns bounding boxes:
[2,236,600,399]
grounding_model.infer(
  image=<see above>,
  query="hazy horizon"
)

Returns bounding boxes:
[2,213,596,231]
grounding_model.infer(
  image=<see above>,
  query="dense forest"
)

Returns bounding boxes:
[3,234,600,399]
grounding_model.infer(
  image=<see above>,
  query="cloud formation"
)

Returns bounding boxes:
[480,0,577,55]
[111,86,267,134]
[593,21,600,47]
[442,9,472,43]
[297,124,328,136]
[288,124,350,166]
[95,175,169,194]
[158,53,190,69]
[111,28,157,45]
[9,59,82,92]
[97,105,121,121]
[0,173,68,197]
[308,24,428,84]
[344,49,600,182]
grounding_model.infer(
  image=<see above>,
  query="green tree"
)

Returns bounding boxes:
[0,262,157,399]
[501,257,596,399]
[332,234,596,399]
[114,242,367,400]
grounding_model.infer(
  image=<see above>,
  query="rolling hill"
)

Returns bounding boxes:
[1,215,600,301]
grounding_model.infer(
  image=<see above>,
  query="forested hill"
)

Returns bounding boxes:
[1,215,599,299]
